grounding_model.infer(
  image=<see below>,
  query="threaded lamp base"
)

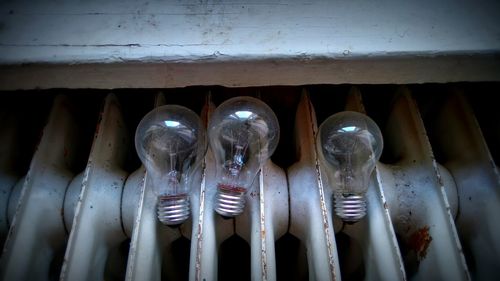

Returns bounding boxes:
[334,194,367,222]
[215,184,246,217]
[157,194,190,226]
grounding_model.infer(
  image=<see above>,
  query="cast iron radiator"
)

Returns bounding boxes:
[0,84,499,281]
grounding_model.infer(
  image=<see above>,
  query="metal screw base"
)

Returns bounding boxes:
[334,194,367,222]
[157,194,190,226]
[215,185,246,217]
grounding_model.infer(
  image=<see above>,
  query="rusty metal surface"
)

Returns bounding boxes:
[380,89,469,280]
[341,88,407,281]
[234,160,288,281]
[288,91,341,280]
[188,96,228,281]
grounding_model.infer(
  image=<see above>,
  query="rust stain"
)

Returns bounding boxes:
[217,183,246,193]
[408,226,432,260]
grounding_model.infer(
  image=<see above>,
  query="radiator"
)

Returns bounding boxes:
[0,85,499,281]
[1,0,500,280]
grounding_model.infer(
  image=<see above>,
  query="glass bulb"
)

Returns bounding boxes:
[208,97,280,217]
[135,105,206,226]
[317,111,383,222]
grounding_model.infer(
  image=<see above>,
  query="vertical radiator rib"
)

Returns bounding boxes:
[1,96,79,281]
[61,94,129,281]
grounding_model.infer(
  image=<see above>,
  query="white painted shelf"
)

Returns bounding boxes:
[0,0,499,89]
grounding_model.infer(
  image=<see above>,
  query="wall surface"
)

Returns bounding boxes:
[1,0,499,89]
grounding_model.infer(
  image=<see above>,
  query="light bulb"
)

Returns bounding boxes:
[208,96,279,217]
[317,111,383,222]
[135,105,206,226]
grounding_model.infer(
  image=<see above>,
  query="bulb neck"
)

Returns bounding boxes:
[215,184,246,217]
[333,193,367,222]
[157,194,190,225]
